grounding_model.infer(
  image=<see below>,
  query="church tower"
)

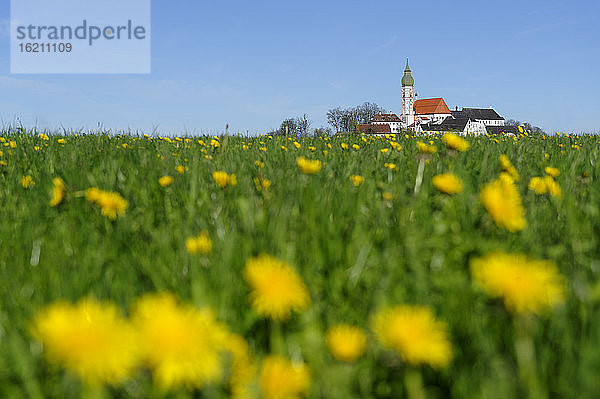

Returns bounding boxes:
[401,58,415,128]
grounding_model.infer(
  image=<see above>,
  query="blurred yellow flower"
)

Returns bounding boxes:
[545,166,560,177]
[260,355,309,399]
[226,333,257,398]
[372,305,452,369]
[349,175,364,187]
[417,141,437,154]
[528,176,561,198]
[158,176,174,187]
[213,171,236,188]
[132,292,229,389]
[325,325,367,362]
[57,138,65,145]
[293,141,301,149]
[253,177,271,192]
[9,140,17,148]
[186,231,212,255]
[296,157,322,174]
[380,148,389,154]
[442,133,469,152]
[49,177,66,207]
[211,139,220,148]
[85,188,129,220]
[432,173,463,194]
[341,143,349,150]
[382,192,394,201]
[528,177,546,194]
[471,252,565,315]
[243,254,310,320]
[352,144,360,150]
[499,155,520,181]
[481,174,526,232]
[31,298,139,385]
[384,162,397,171]
[21,175,35,188]
[175,165,185,174]
[390,141,402,151]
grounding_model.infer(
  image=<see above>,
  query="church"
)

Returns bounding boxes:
[358,59,519,136]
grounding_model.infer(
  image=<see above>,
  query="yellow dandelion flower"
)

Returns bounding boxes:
[132,292,230,389]
[325,325,367,362]
[529,176,561,198]
[254,177,272,192]
[225,333,257,398]
[0,161,6,167]
[260,355,309,399]
[211,139,220,148]
[545,166,560,177]
[372,305,452,369]
[471,252,565,315]
[175,165,185,174]
[159,176,174,187]
[186,230,212,255]
[293,141,301,149]
[31,298,139,385]
[382,192,394,201]
[528,177,547,195]
[213,171,234,188]
[499,154,519,181]
[86,188,128,220]
[417,141,437,154]
[21,175,35,188]
[390,141,402,151]
[296,157,322,175]
[243,255,310,320]
[341,143,349,150]
[380,148,389,154]
[481,174,527,232]
[442,133,469,152]
[432,173,463,194]
[384,162,397,171]
[49,177,66,207]
[352,144,360,150]
[349,175,364,187]
[544,175,561,197]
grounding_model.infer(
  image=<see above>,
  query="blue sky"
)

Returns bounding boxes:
[1,0,599,135]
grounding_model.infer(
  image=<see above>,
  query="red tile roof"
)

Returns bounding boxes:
[414,98,451,115]
[371,113,402,122]
[357,123,391,134]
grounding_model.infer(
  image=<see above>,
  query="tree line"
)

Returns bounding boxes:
[271,102,387,136]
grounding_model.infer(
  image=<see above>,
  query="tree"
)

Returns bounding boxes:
[296,114,311,137]
[274,114,313,136]
[326,102,387,133]
[326,107,344,133]
[279,118,298,135]
[506,119,545,135]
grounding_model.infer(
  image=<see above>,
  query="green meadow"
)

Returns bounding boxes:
[0,130,599,398]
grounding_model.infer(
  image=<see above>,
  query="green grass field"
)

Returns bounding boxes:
[0,130,599,398]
